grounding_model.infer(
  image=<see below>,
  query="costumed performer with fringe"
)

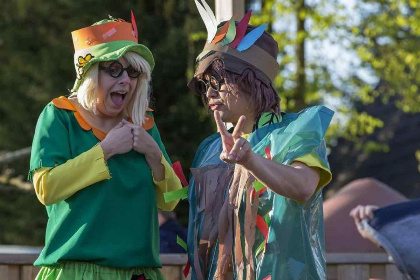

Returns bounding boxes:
[185,2,334,279]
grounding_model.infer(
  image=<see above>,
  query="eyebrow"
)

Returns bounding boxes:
[100,61,113,67]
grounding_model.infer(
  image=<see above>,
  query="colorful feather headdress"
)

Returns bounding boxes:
[188,0,279,94]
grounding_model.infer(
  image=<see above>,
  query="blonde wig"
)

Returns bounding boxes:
[70,51,152,126]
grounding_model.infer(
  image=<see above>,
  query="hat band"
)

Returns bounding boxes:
[200,44,279,82]
[72,21,136,51]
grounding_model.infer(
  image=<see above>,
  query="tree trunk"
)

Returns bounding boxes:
[215,0,245,22]
[295,0,306,110]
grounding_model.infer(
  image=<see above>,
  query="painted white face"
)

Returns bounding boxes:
[96,57,138,117]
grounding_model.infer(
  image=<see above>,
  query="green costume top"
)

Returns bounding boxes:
[29,99,171,268]
[187,106,334,280]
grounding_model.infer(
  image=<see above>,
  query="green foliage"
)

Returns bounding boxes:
[250,0,349,112]
[416,150,420,172]
[353,0,420,113]
[343,112,384,140]
[0,184,47,245]
[0,0,213,169]
[0,0,214,243]
[1,0,418,244]
[248,0,418,153]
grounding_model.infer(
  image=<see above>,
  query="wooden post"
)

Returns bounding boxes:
[215,0,245,22]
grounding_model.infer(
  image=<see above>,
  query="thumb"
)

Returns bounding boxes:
[112,122,124,130]
[122,119,136,129]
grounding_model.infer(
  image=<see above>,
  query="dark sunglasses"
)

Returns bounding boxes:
[196,75,225,95]
[99,61,142,78]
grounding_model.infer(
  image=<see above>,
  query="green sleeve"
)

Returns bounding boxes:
[29,103,72,181]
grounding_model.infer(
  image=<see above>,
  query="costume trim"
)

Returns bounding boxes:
[52,96,154,140]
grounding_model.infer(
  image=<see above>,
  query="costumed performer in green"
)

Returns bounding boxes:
[29,13,182,280]
[185,2,334,279]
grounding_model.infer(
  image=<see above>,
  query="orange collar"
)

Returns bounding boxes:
[52,96,154,140]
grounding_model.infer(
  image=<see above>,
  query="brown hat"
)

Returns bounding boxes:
[188,23,279,95]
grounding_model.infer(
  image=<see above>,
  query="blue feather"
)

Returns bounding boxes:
[236,24,268,52]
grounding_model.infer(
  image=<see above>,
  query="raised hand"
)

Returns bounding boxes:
[100,122,133,160]
[121,119,161,157]
[121,119,164,180]
[349,204,380,243]
[349,205,379,222]
[214,111,253,166]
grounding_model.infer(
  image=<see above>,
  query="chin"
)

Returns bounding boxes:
[108,110,123,117]
[217,110,234,121]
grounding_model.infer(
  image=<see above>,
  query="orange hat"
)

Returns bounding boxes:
[70,14,154,92]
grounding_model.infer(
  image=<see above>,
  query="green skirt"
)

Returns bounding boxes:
[35,261,166,280]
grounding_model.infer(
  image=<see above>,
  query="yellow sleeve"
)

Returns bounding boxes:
[33,145,110,205]
[292,152,332,193]
[153,155,182,211]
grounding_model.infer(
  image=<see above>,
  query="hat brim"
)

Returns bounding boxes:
[71,41,155,92]
[187,48,275,96]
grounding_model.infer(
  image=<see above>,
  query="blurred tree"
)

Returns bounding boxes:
[0,0,213,243]
[0,0,214,175]
[0,0,418,244]
[352,0,419,113]
[248,0,419,196]
[328,0,420,197]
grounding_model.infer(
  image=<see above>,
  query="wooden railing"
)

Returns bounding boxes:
[0,246,404,280]
[326,253,405,280]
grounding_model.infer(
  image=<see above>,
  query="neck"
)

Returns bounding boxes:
[92,110,126,130]
[232,112,256,134]
[70,98,126,132]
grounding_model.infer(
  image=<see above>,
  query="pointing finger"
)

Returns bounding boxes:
[229,137,246,160]
[232,116,246,140]
[214,111,229,137]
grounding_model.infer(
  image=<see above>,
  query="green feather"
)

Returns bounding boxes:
[222,17,237,46]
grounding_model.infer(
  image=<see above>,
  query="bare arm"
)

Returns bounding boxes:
[243,154,320,201]
[214,111,320,202]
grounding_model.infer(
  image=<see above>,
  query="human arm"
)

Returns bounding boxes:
[121,119,182,210]
[32,121,133,205]
[350,205,380,242]
[214,111,321,202]
[153,155,183,211]
[243,154,320,201]
[122,119,165,181]
[33,145,110,205]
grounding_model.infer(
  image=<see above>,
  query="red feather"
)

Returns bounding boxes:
[264,145,271,160]
[131,10,138,40]
[172,161,189,187]
[230,9,252,49]
[183,260,191,278]
[256,215,269,242]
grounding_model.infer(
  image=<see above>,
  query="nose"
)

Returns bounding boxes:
[206,86,218,99]
[118,70,131,84]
